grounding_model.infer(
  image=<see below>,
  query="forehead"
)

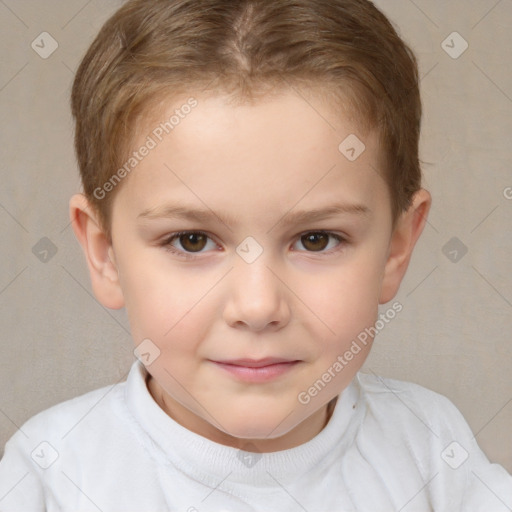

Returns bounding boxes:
[114,88,388,224]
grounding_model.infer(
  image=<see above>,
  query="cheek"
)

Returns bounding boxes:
[120,261,220,361]
[117,254,193,342]
[300,254,385,335]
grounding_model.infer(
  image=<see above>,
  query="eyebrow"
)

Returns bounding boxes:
[137,202,370,228]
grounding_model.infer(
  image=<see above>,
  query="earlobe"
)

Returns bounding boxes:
[379,189,431,304]
[69,194,125,309]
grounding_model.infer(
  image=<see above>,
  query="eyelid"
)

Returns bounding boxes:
[161,229,348,260]
[162,230,219,260]
[292,231,347,254]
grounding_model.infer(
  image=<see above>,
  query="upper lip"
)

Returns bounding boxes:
[211,358,298,368]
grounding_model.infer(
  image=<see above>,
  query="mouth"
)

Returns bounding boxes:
[208,358,301,383]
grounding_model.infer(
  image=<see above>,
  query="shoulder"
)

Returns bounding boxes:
[355,372,459,420]
[353,372,478,449]
[0,375,130,508]
[356,371,449,402]
[22,375,127,442]
[0,362,146,465]
[1,375,128,469]
[352,372,512,509]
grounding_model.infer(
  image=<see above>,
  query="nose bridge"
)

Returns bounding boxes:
[224,240,290,330]
[233,245,281,302]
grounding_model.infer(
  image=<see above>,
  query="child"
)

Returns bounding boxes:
[1,0,510,510]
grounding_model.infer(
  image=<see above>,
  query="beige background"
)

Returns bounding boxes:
[0,0,511,473]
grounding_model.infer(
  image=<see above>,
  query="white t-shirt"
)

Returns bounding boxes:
[0,361,510,511]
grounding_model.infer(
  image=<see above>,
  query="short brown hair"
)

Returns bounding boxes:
[71,0,422,238]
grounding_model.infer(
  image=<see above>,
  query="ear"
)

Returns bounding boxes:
[69,194,124,309]
[379,189,431,304]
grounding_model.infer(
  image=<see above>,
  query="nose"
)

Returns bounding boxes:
[223,254,291,332]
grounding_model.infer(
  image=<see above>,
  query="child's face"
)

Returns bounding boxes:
[75,88,428,452]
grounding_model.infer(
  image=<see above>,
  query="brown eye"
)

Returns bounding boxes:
[300,232,330,251]
[177,232,208,252]
[163,231,217,260]
[294,231,345,254]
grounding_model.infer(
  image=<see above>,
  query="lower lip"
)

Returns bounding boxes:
[211,361,300,383]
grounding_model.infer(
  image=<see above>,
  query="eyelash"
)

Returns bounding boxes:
[161,230,347,260]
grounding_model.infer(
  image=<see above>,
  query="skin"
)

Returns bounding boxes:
[70,88,430,453]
